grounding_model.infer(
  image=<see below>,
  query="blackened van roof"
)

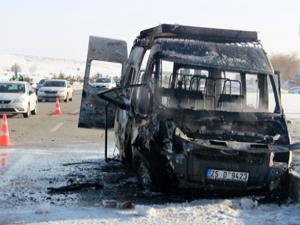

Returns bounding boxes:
[139,24,258,43]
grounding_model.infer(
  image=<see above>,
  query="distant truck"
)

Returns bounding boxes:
[79,24,300,198]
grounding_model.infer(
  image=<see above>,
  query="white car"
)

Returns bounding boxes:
[38,79,73,102]
[92,77,116,89]
[0,81,37,118]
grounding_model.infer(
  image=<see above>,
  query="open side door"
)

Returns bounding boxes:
[78,36,128,128]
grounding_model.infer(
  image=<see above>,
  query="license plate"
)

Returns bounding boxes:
[207,169,249,182]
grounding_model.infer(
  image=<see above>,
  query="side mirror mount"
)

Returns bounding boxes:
[97,83,151,112]
[98,90,130,111]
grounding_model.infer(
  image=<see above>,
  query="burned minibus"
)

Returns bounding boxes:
[79,24,300,196]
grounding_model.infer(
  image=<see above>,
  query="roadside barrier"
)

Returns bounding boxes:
[0,114,13,146]
[54,97,62,115]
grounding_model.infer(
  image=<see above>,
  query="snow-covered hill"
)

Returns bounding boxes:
[0,54,85,82]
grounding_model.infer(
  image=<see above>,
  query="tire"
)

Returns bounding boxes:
[38,99,42,102]
[266,172,289,201]
[134,147,171,192]
[31,104,37,115]
[23,104,30,118]
[136,158,153,191]
[64,94,68,102]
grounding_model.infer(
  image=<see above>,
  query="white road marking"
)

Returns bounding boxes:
[50,122,64,133]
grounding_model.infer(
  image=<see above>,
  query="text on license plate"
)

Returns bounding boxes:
[207,169,249,182]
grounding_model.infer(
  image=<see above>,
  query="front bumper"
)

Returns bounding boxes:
[38,93,66,101]
[0,102,28,114]
[166,138,288,191]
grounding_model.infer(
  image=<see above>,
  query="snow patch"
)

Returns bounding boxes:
[135,205,157,217]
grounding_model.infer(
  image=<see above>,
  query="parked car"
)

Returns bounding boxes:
[0,81,37,118]
[288,86,300,94]
[36,79,46,94]
[79,24,300,198]
[282,80,295,90]
[38,79,73,102]
[92,77,116,89]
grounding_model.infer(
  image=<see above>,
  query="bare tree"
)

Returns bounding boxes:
[10,63,22,77]
[270,53,300,81]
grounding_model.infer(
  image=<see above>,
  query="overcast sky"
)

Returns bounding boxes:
[0,0,299,60]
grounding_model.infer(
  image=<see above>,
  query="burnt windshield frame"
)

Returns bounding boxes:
[145,55,282,114]
[268,74,281,113]
[153,39,273,75]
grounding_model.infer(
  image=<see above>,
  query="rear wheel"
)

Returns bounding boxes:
[23,104,30,118]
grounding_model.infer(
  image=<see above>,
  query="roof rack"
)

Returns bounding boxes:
[139,24,258,44]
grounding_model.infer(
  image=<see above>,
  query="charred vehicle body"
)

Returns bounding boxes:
[79,24,300,195]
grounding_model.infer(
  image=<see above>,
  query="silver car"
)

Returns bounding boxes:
[0,81,37,118]
[38,79,73,102]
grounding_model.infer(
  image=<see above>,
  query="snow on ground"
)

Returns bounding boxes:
[282,94,300,119]
[1,199,300,225]
[0,54,122,83]
[0,142,300,225]
[0,54,85,82]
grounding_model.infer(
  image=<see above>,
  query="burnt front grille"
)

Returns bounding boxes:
[191,148,266,165]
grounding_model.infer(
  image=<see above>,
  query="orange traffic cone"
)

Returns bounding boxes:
[54,97,62,115]
[0,114,13,146]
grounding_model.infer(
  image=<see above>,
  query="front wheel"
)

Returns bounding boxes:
[136,159,153,191]
[23,104,30,118]
[31,104,37,115]
[64,93,69,102]
[134,148,171,192]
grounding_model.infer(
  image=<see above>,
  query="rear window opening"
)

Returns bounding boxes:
[88,60,122,86]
